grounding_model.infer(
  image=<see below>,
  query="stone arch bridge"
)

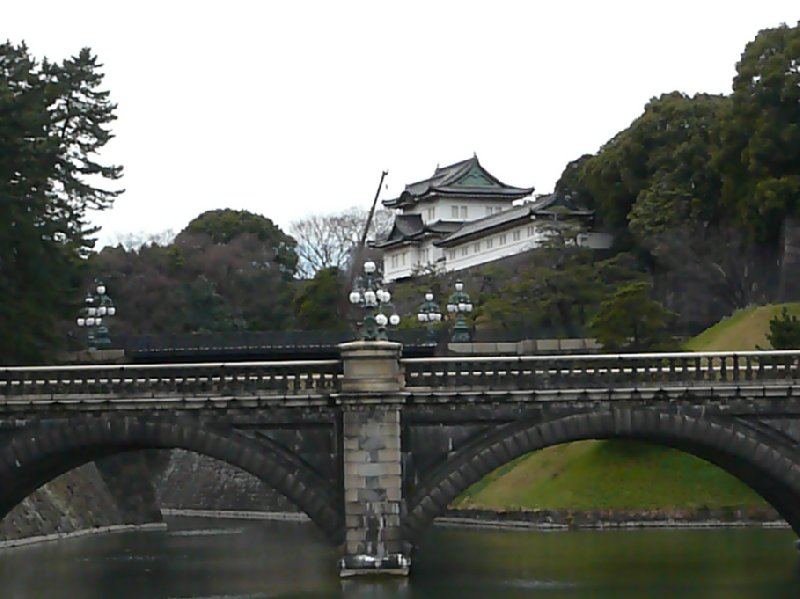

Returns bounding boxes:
[2,343,800,576]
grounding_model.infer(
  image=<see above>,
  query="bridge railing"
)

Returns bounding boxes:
[0,360,343,400]
[401,350,800,390]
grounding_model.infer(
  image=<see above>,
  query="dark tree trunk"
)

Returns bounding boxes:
[778,216,800,302]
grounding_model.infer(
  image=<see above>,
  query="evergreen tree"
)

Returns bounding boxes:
[766,308,800,349]
[719,23,800,243]
[292,267,346,330]
[90,209,300,335]
[589,282,676,351]
[0,43,121,363]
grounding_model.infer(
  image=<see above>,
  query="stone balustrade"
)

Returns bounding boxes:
[0,359,342,402]
[402,350,800,390]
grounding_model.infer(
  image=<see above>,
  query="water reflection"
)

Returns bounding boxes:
[0,518,798,598]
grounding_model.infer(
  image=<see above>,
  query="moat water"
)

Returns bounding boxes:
[1,518,799,598]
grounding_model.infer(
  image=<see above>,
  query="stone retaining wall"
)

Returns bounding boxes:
[0,453,163,544]
[153,449,299,512]
[443,506,784,529]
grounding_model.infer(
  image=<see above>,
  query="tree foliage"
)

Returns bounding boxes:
[292,267,347,330]
[479,224,645,336]
[766,307,800,349]
[588,282,676,351]
[719,22,800,243]
[90,210,298,335]
[555,24,800,322]
[579,91,728,249]
[0,42,121,363]
[481,225,598,334]
[183,209,297,278]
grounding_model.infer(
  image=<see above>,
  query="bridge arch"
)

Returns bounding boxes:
[0,415,343,544]
[402,408,800,548]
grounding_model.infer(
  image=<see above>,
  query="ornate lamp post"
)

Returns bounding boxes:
[446,280,473,343]
[417,291,442,341]
[348,261,400,341]
[76,279,117,350]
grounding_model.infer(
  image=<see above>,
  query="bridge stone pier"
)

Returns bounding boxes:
[337,341,407,576]
[4,347,800,576]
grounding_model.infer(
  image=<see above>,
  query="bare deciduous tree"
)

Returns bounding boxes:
[108,229,176,251]
[290,207,393,278]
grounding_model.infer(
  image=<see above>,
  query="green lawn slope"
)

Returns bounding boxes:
[684,303,800,351]
[454,440,765,511]
[455,304,800,514]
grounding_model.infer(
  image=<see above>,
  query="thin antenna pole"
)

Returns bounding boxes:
[349,170,388,287]
[360,170,388,250]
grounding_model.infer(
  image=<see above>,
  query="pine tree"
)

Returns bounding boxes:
[0,42,121,363]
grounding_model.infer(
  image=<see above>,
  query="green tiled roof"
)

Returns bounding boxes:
[383,155,534,208]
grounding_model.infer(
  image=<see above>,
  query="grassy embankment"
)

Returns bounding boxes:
[454,304,800,513]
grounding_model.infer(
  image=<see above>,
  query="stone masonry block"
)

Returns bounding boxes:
[383,512,401,525]
[344,474,365,489]
[382,434,401,449]
[345,502,367,515]
[380,476,401,491]
[358,488,387,503]
[378,448,401,462]
[346,541,365,555]
[346,514,362,528]
[381,421,401,435]
[358,463,385,477]
[360,436,387,451]
[346,528,368,542]
[379,462,402,476]
[344,450,369,463]
[344,463,364,477]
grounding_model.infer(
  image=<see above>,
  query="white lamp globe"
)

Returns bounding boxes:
[466,303,473,312]
[447,304,457,313]
[389,314,400,326]
[86,317,96,326]
[349,291,361,304]
[97,306,107,316]
[107,306,116,316]
[363,261,376,274]
[418,313,428,322]
[433,313,442,321]
[425,292,434,301]
[455,282,464,292]
[375,313,388,327]
[364,290,377,305]
[96,284,106,295]
[95,317,103,326]
[87,307,97,316]
[76,317,86,327]
[458,302,467,312]
[382,290,391,303]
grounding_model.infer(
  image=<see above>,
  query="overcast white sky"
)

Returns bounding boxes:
[6,1,800,245]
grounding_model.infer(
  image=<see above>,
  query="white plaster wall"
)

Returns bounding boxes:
[442,220,546,272]
[384,220,613,281]
[403,198,513,224]
[383,241,444,282]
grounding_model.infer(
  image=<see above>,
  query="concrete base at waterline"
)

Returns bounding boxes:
[339,554,411,578]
